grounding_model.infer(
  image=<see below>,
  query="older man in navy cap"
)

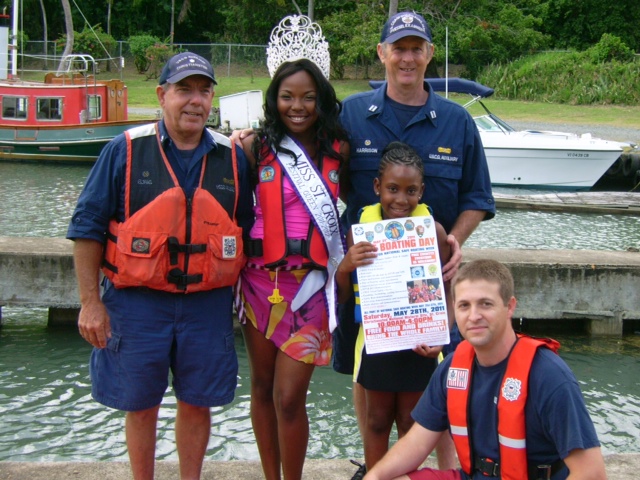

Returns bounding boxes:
[67,51,253,479]
[334,12,495,479]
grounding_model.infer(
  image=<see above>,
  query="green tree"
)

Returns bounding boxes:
[539,0,640,52]
[322,2,385,79]
[208,0,290,44]
[446,2,550,78]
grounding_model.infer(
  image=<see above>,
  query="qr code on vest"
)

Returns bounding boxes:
[222,236,237,258]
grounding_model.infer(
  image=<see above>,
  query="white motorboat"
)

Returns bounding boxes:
[371,78,627,190]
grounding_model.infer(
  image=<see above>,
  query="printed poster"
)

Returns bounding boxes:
[352,216,449,354]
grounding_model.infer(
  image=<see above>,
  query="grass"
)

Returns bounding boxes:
[123,74,373,111]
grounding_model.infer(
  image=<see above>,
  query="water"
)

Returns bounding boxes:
[466,209,640,251]
[0,308,358,462]
[1,162,640,250]
[1,308,638,462]
[1,162,639,461]
[0,163,87,237]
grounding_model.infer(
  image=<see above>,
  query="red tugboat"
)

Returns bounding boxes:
[0,13,148,163]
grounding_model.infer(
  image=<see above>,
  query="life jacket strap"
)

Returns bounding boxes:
[167,237,207,265]
[244,238,309,258]
[102,259,118,274]
[473,456,565,479]
[167,268,203,290]
[529,460,566,480]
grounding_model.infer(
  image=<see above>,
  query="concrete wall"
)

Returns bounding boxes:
[1,237,639,333]
[464,249,640,335]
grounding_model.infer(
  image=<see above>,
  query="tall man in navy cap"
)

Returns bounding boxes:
[67,52,254,479]
[333,12,495,479]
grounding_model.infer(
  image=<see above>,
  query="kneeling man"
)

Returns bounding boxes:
[365,259,606,480]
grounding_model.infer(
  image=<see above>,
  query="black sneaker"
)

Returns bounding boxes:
[350,459,367,480]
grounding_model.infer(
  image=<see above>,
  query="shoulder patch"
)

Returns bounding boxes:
[447,367,469,390]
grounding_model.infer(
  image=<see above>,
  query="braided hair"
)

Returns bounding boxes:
[378,141,424,178]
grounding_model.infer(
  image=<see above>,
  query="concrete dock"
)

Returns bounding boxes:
[494,191,640,215]
[2,236,640,334]
[1,454,639,479]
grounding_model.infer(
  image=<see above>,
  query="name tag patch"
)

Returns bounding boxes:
[223,236,237,258]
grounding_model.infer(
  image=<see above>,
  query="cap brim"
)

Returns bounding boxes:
[165,70,217,85]
[384,31,431,44]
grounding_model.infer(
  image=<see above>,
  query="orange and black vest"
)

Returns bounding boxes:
[256,140,340,269]
[447,335,560,480]
[102,123,246,293]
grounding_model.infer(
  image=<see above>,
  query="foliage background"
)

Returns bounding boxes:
[8,0,640,104]
[13,0,640,55]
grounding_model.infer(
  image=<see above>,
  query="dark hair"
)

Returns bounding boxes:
[253,58,347,163]
[378,141,424,178]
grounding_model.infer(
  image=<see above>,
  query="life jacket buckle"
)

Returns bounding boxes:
[286,239,306,256]
[534,464,552,480]
[476,457,500,477]
[167,268,203,290]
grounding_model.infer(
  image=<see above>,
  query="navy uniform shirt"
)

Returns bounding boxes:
[340,81,495,233]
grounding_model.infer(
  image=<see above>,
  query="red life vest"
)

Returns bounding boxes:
[256,140,341,268]
[447,334,560,480]
[102,123,246,293]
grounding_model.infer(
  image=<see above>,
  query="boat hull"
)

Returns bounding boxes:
[480,131,623,190]
[0,120,149,163]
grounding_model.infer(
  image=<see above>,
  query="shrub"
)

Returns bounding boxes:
[57,26,116,66]
[128,34,161,74]
[586,33,635,63]
[145,43,177,80]
[478,50,640,105]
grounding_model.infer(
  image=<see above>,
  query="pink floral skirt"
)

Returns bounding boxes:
[235,264,332,366]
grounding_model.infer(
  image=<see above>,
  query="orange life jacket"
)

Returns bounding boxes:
[256,140,340,268]
[102,123,246,293]
[447,334,560,480]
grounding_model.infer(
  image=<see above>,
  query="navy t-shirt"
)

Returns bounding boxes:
[412,347,601,480]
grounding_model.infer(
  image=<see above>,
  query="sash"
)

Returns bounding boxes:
[275,135,345,332]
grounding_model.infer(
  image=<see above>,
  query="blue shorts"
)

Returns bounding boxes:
[91,282,238,411]
[332,297,359,375]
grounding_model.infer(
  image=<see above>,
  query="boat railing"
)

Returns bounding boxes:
[11,52,125,82]
[55,54,97,76]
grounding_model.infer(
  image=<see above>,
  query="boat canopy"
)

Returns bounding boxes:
[368,78,494,98]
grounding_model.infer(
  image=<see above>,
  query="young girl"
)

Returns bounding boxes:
[336,141,451,474]
[235,58,349,480]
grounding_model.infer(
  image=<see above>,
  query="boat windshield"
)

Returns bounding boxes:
[473,114,515,134]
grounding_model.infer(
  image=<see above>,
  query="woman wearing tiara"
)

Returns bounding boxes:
[235,54,349,479]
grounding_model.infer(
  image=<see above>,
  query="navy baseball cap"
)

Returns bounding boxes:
[158,52,217,85]
[380,12,433,44]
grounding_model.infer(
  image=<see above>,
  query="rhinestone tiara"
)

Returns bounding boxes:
[266,15,331,78]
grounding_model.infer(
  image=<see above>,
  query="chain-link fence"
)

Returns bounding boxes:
[23,40,270,77]
[22,40,383,80]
